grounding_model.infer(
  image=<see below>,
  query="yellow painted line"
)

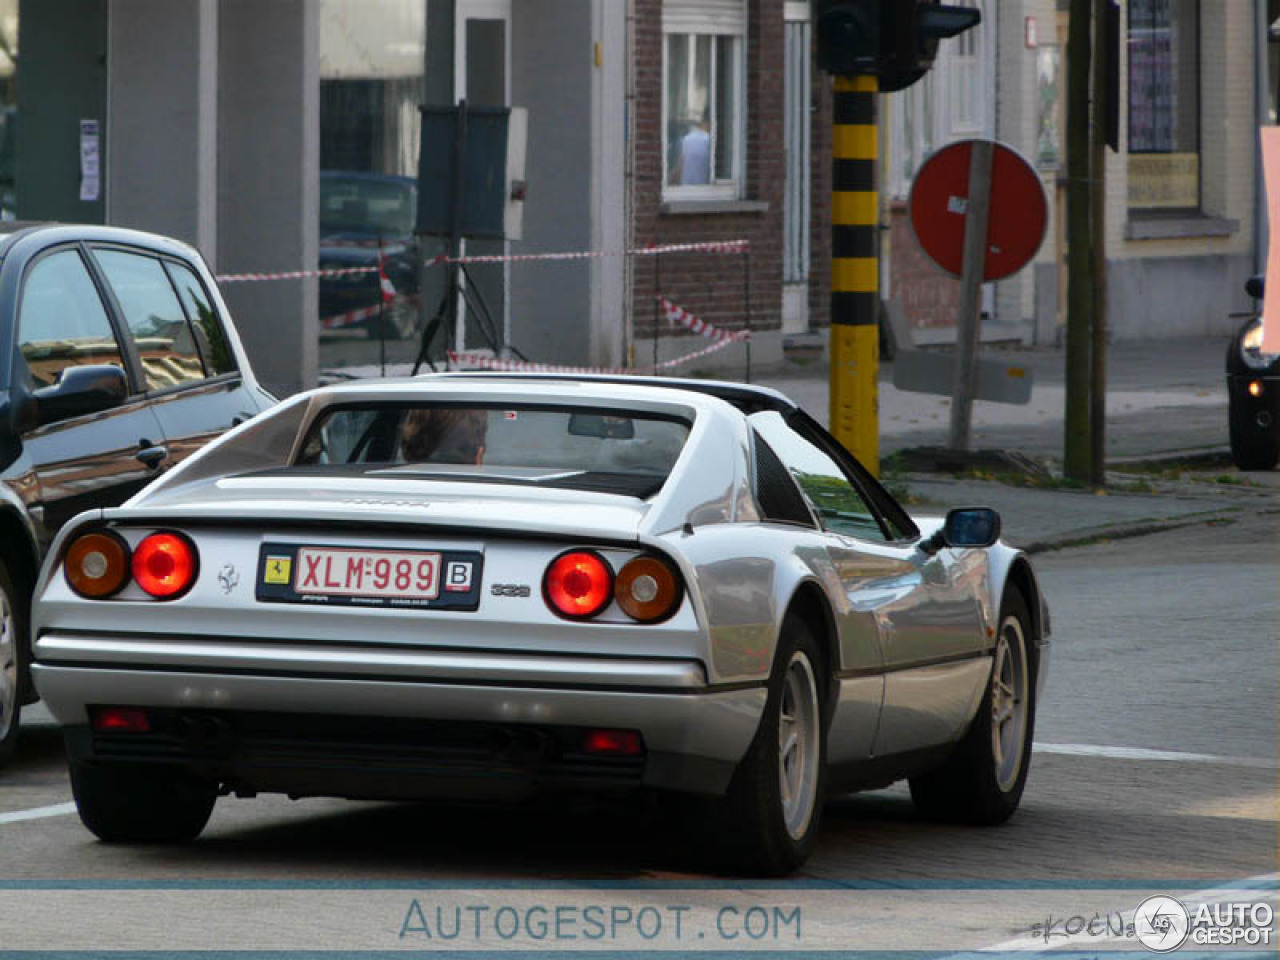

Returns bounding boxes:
[832,191,878,225]
[833,125,877,160]
[832,257,878,293]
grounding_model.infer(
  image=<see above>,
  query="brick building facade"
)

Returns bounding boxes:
[628,0,831,369]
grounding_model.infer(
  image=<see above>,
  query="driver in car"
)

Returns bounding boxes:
[400,407,488,465]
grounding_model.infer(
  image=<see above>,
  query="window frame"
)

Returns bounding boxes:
[660,3,748,203]
[1125,0,1202,216]
[14,243,142,400]
[86,243,241,399]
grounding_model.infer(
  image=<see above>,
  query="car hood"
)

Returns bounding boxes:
[110,473,650,542]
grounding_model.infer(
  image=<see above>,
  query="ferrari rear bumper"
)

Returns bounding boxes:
[33,632,766,797]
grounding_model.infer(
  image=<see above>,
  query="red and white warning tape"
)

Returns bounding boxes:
[448,333,741,376]
[321,294,419,331]
[217,240,748,284]
[428,239,750,266]
[217,265,379,284]
[657,296,750,343]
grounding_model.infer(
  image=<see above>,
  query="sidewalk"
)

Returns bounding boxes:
[754,335,1273,554]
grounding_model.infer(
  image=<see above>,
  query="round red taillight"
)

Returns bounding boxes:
[615,555,682,623]
[64,530,131,599]
[131,532,198,599]
[543,550,613,619]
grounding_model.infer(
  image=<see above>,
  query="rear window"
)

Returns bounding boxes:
[294,403,691,499]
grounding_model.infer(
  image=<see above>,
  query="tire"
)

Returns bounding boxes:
[705,616,827,876]
[0,554,26,767]
[70,760,216,843]
[910,590,1036,825]
[1229,404,1280,471]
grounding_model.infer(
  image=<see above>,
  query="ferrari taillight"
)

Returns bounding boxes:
[132,532,199,599]
[543,550,613,619]
[64,530,131,599]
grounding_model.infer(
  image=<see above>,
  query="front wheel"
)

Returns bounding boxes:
[910,590,1036,824]
[0,555,26,766]
[705,617,827,876]
[1229,402,1280,471]
[70,760,216,843]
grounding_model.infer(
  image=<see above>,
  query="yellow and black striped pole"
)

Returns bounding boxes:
[830,75,879,474]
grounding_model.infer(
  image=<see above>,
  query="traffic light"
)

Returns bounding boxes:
[815,0,981,91]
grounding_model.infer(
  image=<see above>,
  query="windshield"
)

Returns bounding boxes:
[319,176,417,236]
[294,403,691,499]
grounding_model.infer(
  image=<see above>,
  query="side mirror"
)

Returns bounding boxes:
[920,507,1002,555]
[1246,275,1265,299]
[33,364,128,426]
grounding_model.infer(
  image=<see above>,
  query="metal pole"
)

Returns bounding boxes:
[1088,0,1109,487]
[829,75,880,474]
[743,247,752,383]
[948,139,994,452]
[653,251,661,373]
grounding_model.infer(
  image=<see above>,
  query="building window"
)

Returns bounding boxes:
[662,0,746,200]
[948,0,981,133]
[1127,0,1200,213]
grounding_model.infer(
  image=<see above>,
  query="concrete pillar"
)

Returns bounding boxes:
[107,0,219,261]
[217,0,318,397]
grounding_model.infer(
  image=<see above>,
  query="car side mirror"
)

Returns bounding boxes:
[1246,275,1265,299]
[920,507,1002,556]
[33,364,128,426]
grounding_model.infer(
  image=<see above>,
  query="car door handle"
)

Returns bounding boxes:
[136,443,169,470]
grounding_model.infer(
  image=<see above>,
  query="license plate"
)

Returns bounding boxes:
[256,543,484,611]
[296,547,441,600]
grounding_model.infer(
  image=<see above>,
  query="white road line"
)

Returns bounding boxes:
[0,801,76,825]
[1035,742,1276,769]
[967,872,1279,955]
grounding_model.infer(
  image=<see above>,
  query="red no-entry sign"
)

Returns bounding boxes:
[909,140,1047,283]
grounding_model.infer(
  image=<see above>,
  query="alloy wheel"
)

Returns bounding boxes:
[990,614,1029,792]
[778,651,821,839]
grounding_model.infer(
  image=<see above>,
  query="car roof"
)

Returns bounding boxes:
[0,221,203,262]
[427,371,799,416]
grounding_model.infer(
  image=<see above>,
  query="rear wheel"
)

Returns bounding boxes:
[910,590,1036,824]
[0,555,26,766]
[1229,402,1280,470]
[70,760,216,843]
[706,617,826,876]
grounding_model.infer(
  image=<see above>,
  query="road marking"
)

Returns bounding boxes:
[1036,742,1276,769]
[959,872,1279,955]
[0,801,76,825]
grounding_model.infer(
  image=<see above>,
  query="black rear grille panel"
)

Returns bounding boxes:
[88,709,645,798]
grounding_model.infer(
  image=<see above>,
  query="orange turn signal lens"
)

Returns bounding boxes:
[614,555,681,623]
[132,531,199,599]
[64,531,131,599]
[1249,380,1264,398]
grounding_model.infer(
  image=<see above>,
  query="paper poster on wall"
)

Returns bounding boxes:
[79,119,100,203]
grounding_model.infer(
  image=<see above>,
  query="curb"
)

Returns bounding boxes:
[1015,507,1242,555]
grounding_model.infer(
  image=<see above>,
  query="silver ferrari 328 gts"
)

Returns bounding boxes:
[31,374,1049,875]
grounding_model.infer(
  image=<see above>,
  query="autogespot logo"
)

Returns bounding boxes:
[1133,896,1191,953]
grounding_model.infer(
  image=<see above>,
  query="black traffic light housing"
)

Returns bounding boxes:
[815,0,981,91]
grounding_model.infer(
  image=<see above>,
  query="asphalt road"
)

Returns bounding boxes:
[1,513,1275,952]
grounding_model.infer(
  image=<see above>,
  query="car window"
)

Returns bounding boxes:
[749,411,887,541]
[164,259,237,376]
[320,177,416,236]
[93,248,206,391]
[17,249,126,389]
[752,429,817,528]
[294,403,690,500]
